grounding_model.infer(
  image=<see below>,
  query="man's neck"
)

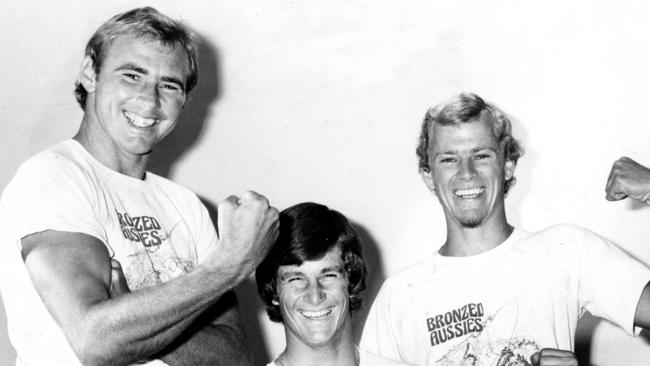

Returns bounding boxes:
[439,215,514,257]
[280,331,357,366]
[74,121,148,180]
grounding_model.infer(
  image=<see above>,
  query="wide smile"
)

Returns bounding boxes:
[299,307,334,320]
[123,111,161,129]
[453,187,485,199]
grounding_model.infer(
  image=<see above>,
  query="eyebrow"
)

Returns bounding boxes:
[471,147,497,154]
[115,63,186,91]
[279,271,303,281]
[320,265,344,274]
[278,266,344,281]
[435,147,497,156]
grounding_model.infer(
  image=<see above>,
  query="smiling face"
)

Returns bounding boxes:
[78,35,189,168]
[276,246,352,349]
[422,112,514,228]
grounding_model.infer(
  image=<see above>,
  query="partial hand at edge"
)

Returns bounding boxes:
[530,348,578,366]
[605,156,650,203]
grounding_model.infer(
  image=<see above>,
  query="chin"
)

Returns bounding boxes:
[126,144,155,156]
[306,334,336,346]
[457,214,487,228]
[460,220,483,228]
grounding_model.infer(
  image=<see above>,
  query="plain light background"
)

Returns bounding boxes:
[2,1,650,365]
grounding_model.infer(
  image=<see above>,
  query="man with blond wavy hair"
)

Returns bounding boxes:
[0,7,278,366]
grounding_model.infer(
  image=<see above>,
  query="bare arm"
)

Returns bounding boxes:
[108,260,253,366]
[157,292,253,366]
[23,231,231,365]
[23,191,278,366]
[605,157,650,329]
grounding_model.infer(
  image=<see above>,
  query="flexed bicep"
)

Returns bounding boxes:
[22,230,113,355]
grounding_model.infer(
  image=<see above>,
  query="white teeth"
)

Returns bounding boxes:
[124,111,159,128]
[300,308,332,319]
[454,187,484,198]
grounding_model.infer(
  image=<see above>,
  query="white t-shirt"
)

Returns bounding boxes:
[0,140,217,366]
[360,225,650,366]
[266,347,414,366]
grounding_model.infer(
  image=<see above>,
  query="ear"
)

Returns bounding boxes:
[79,56,97,93]
[504,160,515,181]
[420,169,437,194]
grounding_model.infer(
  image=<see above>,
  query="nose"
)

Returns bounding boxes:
[305,280,326,305]
[138,83,161,108]
[458,158,477,179]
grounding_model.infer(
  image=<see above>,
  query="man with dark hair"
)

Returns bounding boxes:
[0,7,278,366]
[256,202,412,366]
[361,92,650,366]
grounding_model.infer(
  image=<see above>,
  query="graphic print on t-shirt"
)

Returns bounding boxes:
[116,209,166,247]
[433,299,540,366]
[115,209,194,290]
[427,302,486,346]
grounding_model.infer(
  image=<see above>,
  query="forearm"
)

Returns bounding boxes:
[156,291,252,366]
[75,265,237,365]
[159,324,252,366]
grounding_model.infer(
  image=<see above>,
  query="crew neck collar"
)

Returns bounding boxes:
[434,228,527,263]
[66,139,155,191]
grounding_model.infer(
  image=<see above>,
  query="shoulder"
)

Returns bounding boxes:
[377,258,435,298]
[16,140,86,176]
[4,141,93,197]
[386,258,434,284]
[518,223,612,256]
[527,223,606,244]
[8,140,111,196]
[536,223,595,235]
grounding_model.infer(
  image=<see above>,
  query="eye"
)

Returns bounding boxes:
[321,272,342,281]
[439,157,457,164]
[123,73,139,81]
[161,83,183,92]
[287,276,304,283]
[473,152,494,161]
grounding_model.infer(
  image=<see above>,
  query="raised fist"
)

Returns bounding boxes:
[206,191,279,284]
[605,156,650,203]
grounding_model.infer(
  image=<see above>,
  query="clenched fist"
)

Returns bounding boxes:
[605,157,650,203]
[206,191,279,284]
[530,348,578,366]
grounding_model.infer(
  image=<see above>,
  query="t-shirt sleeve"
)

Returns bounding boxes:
[191,197,218,264]
[360,278,404,361]
[574,226,650,336]
[0,154,106,251]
